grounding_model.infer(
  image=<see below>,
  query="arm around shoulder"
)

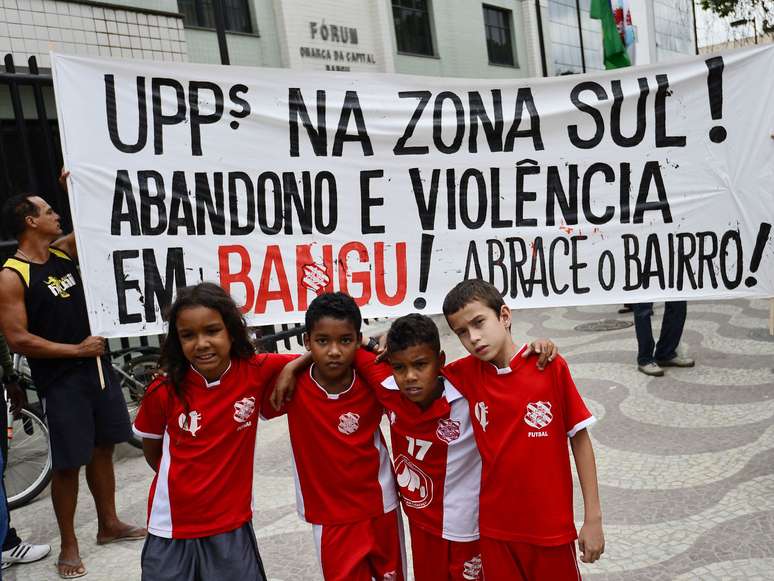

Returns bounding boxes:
[353,347,392,387]
[267,351,312,412]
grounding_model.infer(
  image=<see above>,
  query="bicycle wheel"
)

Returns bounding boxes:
[118,354,161,449]
[6,408,52,510]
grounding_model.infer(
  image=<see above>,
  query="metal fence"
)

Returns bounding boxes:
[0,53,305,353]
[0,54,66,252]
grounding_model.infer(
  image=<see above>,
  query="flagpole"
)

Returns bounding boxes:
[535,0,548,77]
[574,0,587,73]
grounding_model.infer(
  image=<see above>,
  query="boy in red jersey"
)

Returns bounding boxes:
[354,314,558,581]
[354,314,484,581]
[264,292,405,581]
[441,280,604,580]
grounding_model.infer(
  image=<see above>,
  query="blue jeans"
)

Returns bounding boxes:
[0,453,7,580]
[632,302,687,366]
[1,400,19,553]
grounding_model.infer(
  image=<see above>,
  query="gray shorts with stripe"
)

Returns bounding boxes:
[140,521,267,581]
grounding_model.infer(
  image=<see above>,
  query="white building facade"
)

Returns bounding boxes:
[1,0,696,77]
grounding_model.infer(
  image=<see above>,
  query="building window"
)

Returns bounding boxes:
[178,0,252,34]
[392,0,434,56]
[483,5,515,66]
[548,0,604,75]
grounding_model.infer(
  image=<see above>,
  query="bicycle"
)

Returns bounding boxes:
[4,346,161,509]
[5,355,51,510]
[110,346,161,449]
[16,346,162,451]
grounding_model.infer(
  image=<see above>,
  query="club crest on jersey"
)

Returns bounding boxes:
[233,397,256,430]
[178,411,202,436]
[388,411,397,425]
[462,555,482,580]
[524,401,553,430]
[436,418,461,443]
[474,402,489,431]
[337,412,360,435]
[394,454,433,508]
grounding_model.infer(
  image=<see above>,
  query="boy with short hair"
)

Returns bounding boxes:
[354,313,483,581]
[265,292,405,581]
[441,279,604,580]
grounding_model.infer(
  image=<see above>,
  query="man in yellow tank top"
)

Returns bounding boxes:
[0,179,145,579]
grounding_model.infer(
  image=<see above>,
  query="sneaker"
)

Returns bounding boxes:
[657,355,695,368]
[2,542,52,569]
[637,362,664,377]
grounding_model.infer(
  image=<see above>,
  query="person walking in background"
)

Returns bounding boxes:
[0,451,6,581]
[632,302,695,377]
[0,333,51,572]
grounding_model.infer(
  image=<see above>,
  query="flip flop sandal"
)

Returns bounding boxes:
[56,558,87,579]
[96,526,147,545]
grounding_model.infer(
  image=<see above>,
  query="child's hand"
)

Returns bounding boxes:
[374,335,388,362]
[363,334,389,362]
[578,519,604,563]
[270,366,298,411]
[522,339,558,370]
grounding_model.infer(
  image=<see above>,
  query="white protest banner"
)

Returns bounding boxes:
[52,47,774,338]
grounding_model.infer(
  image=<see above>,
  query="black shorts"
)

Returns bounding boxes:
[141,521,267,581]
[41,361,131,470]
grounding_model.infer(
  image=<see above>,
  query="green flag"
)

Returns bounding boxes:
[590,0,631,69]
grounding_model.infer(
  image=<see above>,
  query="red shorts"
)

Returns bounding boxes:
[409,523,483,581]
[480,537,581,581]
[312,509,406,581]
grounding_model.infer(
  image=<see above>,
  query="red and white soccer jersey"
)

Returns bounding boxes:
[354,350,482,542]
[133,354,294,539]
[264,366,398,525]
[443,346,596,546]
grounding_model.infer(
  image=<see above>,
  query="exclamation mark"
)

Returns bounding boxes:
[745,222,771,287]
[413,233,435,309]
[705,57,726,143]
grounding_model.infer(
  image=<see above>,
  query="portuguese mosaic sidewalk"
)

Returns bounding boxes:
[7,298,774,580]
